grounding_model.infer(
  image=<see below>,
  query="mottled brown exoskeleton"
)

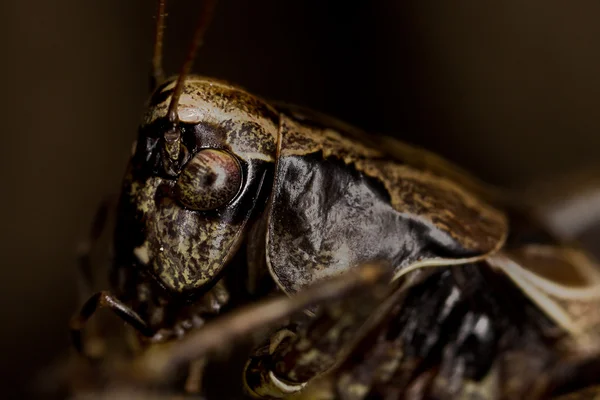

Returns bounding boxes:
[68,1,600,399]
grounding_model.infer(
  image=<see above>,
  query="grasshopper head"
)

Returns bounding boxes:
[114,76,278,294]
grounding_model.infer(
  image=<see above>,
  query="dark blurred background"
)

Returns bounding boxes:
[2,0,600,398]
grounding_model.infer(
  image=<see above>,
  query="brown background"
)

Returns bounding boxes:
[2,1,600,398]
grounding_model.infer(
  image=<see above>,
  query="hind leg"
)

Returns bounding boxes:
[72,197,120,359]
[242,266,395,398]
[76,197,115,297]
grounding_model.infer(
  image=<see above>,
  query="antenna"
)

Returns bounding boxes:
[166,0,218,126]
[159,0,217,173]
[151,0,167,90]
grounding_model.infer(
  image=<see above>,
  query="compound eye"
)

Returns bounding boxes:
[175,149,242,210]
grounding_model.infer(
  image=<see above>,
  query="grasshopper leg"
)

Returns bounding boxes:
[70,291,154,358]
[72,197,120,359]
[243,265,394,399]
[76,197,115,298]
[184,358,206,394]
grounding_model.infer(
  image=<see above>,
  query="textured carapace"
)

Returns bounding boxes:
[114,76,278,294]
[264,113,508,294]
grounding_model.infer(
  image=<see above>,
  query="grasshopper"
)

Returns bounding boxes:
[68,1,600,399]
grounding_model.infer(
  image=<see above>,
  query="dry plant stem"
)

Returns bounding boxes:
[130,263,390,383]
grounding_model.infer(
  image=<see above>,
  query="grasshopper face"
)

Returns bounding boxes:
[114,76,279,294]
